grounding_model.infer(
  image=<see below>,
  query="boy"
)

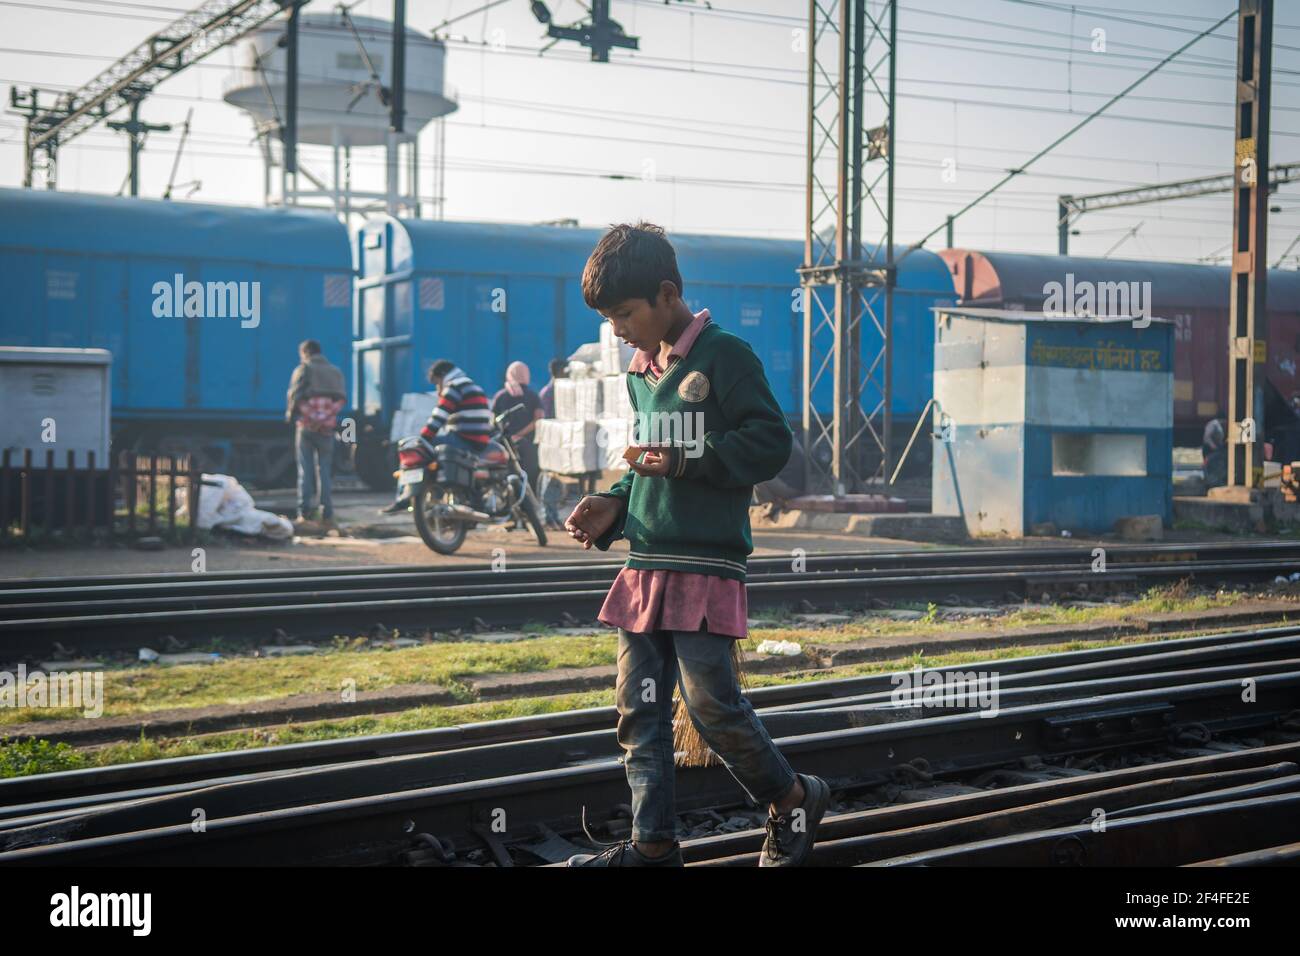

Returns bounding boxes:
[564,223,830,868]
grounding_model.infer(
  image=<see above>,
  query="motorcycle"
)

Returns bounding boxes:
[395,405,548,555]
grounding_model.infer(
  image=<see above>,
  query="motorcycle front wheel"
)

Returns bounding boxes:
[413,483,470,555]
[520,486,548,547]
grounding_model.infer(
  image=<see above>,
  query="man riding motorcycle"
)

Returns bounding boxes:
[381,358,493,515]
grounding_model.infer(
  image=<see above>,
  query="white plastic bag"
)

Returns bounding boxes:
[177,473,294,540]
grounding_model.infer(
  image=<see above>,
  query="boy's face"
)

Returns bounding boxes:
[599,280,678,352]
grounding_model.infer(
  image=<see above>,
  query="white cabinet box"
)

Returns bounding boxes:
[0,347,112,465]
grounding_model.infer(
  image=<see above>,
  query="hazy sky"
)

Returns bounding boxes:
[1,0,1295,263]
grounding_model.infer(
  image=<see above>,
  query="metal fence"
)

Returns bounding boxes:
[0,450,202,541]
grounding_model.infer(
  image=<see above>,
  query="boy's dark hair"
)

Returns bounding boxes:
[581,222,683,311]
[299,339,321,356]
[549,358,567,377]
[428,358,456,382]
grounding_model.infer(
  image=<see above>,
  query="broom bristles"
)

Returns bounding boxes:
[673,640,748,768]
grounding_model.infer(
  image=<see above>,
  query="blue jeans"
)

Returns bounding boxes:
[296,427,335,519]
[615,627,797,843]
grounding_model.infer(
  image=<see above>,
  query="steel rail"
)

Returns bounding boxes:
[4,668,1299,865]
[6,539,1300,599]
[3,553,1299,655]
[691,760,1300,867]
[4,625,1296,814]
[5,629,1298,828]
[865,791,1300,866]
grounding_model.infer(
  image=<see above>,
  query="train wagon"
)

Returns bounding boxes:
[351,215,956,487]
[940,249,1300,446]
[0,188,354,485]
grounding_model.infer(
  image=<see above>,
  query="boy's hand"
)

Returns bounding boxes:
[565,495,623,549]
[627,447,672,478]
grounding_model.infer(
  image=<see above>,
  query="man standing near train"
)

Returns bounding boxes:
[286,339,347,530]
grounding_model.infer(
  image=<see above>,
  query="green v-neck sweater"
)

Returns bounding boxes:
[591,322,793,581]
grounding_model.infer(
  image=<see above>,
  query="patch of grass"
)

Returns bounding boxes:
[0,737,88,777]
[7,692,615,777]
[739,626,1254,689]
[0,582,1266,732]
[1173,518,1222,533]
[0,634,620,727]
[744,582,1254,648]
[21,622,1262,777]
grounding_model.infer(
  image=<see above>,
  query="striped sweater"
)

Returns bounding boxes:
[420,366,492,446]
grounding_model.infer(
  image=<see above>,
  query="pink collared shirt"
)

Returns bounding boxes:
[597,308,749,639]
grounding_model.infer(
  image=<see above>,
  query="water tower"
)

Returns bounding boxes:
[222,8,457,221]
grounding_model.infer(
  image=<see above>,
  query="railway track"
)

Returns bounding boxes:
[1,623,1297,819]
[4,541,1300,655]
[2,623,1295,823]
[3,624,1299,866]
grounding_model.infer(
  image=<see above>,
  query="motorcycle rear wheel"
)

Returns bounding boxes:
[413,483,470,554]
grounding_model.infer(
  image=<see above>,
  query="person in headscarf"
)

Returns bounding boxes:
[492,360,544,496]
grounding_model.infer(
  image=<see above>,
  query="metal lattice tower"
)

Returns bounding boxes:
[800,0,897,496]
[1058,161,1299,255]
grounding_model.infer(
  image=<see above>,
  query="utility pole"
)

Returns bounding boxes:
[387,0,407,214]
[799,0,897,495]
[1228,0,1272,488]
[281,1,300,205]
[539,0,638,62]
[106,92,170,197]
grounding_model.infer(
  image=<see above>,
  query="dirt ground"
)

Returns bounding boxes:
[0,525,940,579]
[0,486,1280,580]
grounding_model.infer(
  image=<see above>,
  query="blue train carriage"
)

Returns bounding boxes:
[932,305,1175,537]
[0,188,354,486]
[350,216,955,488]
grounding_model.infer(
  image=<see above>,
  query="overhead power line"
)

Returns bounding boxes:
[7,0,300,188]
[1058,164,1300,252]
[904,6,1238,260]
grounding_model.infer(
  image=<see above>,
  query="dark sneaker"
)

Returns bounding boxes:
[759,773,830,867]
[566,841,684,867]
[379,499,410,515]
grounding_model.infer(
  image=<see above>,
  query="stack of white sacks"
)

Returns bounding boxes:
[538,324,637,474]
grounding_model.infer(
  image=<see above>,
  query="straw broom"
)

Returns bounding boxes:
[673,640,748,767]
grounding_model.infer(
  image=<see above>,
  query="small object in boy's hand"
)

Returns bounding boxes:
[625,442,675,457]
